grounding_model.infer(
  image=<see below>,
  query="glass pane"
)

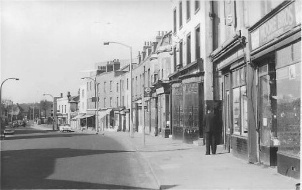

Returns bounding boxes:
[241,86,248,136]
[276,45,292,69]
[233,87,240,135]
[276,62,301,157]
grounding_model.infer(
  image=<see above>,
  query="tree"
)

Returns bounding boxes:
[40,100,52,119]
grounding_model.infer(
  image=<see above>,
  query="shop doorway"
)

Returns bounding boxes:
[257,59,277,166]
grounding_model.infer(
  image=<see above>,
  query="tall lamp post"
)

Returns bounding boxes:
[0,78,19,137]
[81,77,99,133]
[103,41,133,138]
[43,93,55,131]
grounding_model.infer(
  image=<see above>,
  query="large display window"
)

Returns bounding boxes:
[276,41,301,157]
[232,66,248,136]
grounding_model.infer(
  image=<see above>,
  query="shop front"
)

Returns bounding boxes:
[169,58,204,143]
[210,32,249,160]
[249,0,300,178]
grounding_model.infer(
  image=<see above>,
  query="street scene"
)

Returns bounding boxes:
[1,0,301,189]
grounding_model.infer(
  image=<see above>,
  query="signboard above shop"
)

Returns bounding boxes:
[251,2,298,50]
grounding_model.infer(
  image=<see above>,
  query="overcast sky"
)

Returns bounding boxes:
[1,0,172,103]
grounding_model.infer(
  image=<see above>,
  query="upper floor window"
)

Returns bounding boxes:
[187,33,191,64]
[90,82,92,91]
[179,40,183,67]
[195,0,200,12]
[173,46,177,71]
[64,105,66,113]
[148,69,150,87]
[179,1,183,28]
[104,82,106,93]
[110,81,112,91]
[110,97,112,107]
[117,97,119,107]
[186,1,190,21]
[195,25,200,59]
[104,98,106,107]
[173,8,177,33]
[117,82,119,92]
[127,78,129,90]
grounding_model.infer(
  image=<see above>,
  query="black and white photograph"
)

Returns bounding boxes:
[1,0,301,189]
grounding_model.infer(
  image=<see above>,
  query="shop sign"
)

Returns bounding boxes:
[183,83,198,93]
[251,3,296,50]
[144,87,152,97]
[156,87,164,95]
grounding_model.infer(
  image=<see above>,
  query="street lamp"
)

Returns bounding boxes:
[81,77,99,134]
[103,41,134,138]
[43,93,55,131]
[0,78,19,138]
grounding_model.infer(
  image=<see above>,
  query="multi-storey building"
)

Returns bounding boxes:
[207,0,300,179]
[170,0,207,143]
[170,0,300,179]
[151,31,173,137]
[56,92,79,126]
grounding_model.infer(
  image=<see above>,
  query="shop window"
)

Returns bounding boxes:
[276,45,292,69]
[276,61,301,157]
[233,87,240,135]
[232,67,247,136]
[293,41,301,62]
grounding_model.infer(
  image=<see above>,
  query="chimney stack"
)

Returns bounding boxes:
[138,51,141,64]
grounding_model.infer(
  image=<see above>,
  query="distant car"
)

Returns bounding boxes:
[4,126,15,135]
[12,121,18,128]
[59,124,72,132]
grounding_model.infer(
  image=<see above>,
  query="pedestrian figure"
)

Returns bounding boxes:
[204,107,218,155]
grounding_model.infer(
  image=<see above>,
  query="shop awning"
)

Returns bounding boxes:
[72,114,85,120]
[83,114,94,119]
[72,114,95,119]
[99,109,112,118]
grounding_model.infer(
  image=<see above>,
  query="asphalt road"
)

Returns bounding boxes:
[1,127,159,189]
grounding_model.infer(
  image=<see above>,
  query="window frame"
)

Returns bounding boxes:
[186,1,191,21]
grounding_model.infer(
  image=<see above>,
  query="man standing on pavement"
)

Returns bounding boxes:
[204,106,218,155]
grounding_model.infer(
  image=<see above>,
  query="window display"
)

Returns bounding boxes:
[276,62,300,157]
[232,67,247,136]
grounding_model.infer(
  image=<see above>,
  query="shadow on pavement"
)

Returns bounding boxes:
[160,184,178,189]
[1,148,146,189]
[4,129,94,141]
[139,148,192,153]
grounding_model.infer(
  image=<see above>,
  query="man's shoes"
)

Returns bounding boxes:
[205,153,210,155]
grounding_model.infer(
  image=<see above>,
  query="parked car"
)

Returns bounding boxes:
[59,124,72,132]
[4,126,15,135]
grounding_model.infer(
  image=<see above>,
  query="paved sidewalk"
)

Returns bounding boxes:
[29,125,299,189]
[129,133,299,190]
[30,123,54,131]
